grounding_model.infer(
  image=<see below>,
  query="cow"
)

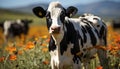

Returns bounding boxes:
[32,1,109,69]
[0,19,32,42]
[112,20,120,28]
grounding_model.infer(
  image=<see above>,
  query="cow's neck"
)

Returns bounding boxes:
[50,32,64,55]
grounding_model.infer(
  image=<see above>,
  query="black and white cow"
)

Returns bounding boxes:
[33,2,109,69]
[0,19,32,42]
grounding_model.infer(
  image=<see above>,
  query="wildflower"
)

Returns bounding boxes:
[18,50,23,55]
[42,48,48,52]
[43,60,49,65]
[35,37,39,41]
[45,38,50,42]
[41,35,48,39]
[5,46,16,54]
[0,56,5,62]
[106,45,113,51]
[17,41,24,47]
[96,66,103,69]
[9,55,17,61]
[41,43,47,47]
[24,41,34,50]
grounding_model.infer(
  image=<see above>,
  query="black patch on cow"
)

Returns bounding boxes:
[49,36,57,51]
[61,21,80,55]
[100,26,107,45]
[81,26,87,43]
[94,29,100,39]
[9,23,23,37]
[46,11,52,30]
[60,32,68,55]
[81,14,85,17]
[99,26,105,38]
[81,19,98,46]
[60,11,66,23]
[73,55,81,64]
[103,29,107,46]
[85,23,97,46]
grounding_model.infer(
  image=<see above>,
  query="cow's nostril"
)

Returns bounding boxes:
[51,26,61,33]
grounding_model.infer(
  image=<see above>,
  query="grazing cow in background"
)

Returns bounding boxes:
[0,19,32,42]
[33,2,109,69]
[112,20,120,28]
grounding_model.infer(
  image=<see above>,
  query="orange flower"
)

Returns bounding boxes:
[43,60,49,65]
[46,38,50,42]
[9,55,17,61]
[5,46,16,54]
[96,66,103,69]
[34,37,39,41]
[25,41,34,50]
[17,41,24,47]
[41,35,48,39]
[41,43,47,47]
[0,56,5,62]
[106,45,113,51]
[42,48,48,52]
[18,50,23,55]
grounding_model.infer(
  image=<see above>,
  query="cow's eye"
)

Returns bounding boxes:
[46,12,52,23]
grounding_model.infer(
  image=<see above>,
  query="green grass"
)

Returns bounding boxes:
[0,9,46,26]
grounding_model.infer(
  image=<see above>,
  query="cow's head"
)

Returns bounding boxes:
[33,2,77,41]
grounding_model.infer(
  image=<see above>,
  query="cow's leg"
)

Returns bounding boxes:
[51,59,57,69]
[51,57,59,69]
[4,35,8,43]
[97,49,109,69]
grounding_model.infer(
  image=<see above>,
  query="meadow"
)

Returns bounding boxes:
[0,9,120,69]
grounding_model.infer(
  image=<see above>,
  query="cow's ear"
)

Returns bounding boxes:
[32,7,46,18]
[66,6,78,17]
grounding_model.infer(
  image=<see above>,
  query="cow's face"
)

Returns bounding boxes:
[33,2,77,40]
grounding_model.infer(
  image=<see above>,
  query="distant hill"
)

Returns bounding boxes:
[1,1,120,18]
[11,3,48,13]
[75,1,120,17]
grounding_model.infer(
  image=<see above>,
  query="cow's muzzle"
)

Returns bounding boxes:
[50,26,61,34]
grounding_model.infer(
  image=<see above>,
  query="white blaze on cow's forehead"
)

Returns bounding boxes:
[47,1,62,12]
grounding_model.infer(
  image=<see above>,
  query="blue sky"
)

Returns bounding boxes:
[0,0,120,8]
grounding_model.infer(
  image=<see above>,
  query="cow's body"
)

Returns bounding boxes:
[33,2,109,69]
[0,19,32,42]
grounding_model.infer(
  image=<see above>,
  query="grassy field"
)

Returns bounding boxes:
[0,9,120,69]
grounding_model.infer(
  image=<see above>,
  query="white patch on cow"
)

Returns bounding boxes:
[50,48,59,68]
[47,1,61,12]
[4,21,12,36]
[49,8,62,34]
[79,13,105,31]
[50,42,75,69]
[60,42,74,66]
[16,19,24,26]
